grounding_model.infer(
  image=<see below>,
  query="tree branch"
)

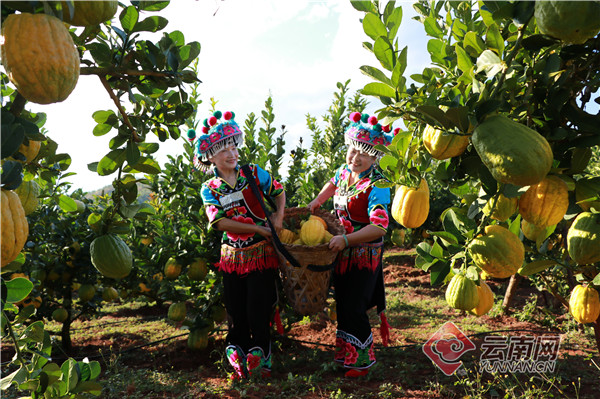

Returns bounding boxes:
[98,75,142,143]
[82,67,175,79]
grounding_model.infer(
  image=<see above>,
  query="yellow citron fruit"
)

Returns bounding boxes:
[187,258,208,281]
[521,219,546,243]
[16,140,41,163]
[300,219,325,246]
[519,176,569,228]
[1,190,29,268]
[60,1,119,27]
[569,284,600,324]
[164,257,182,279]
[309,215,328,230]
[422,125,470,160]
[482,194,518,222]
[391,179,430,228]
[279,228,298,244]
[469,281,495,316]
[322,230,333,244]
[468,225,525,279]
[1,13,80,104]
[292,238,303,245]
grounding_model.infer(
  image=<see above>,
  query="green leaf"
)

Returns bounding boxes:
[391,47,407,87]
[138,143,159,154]
[125,156,161,174]
[423,15,443,38]
[120,6,139,33]
[97,149,127,176]
[350,1,377,13]
[455,44,473,74]
[21,320,45,343]
[126,141,141,166]
[0,366,28,390]
[93,123,113,136]
[72,380,102,395]
[1,122,24,159]
[416,105,452,129]
[373,36,395,71]
[4,278,33,303]
[463,31,486,57]
[593,273,600,287]
[518,260,556,276]
[485,23,504,56]
[476,49,503,78]
[430,260,450,286]
[429,231,459,245]
[385,7,403,40]
[359,65,392,86]
[57,195,77,212]
[137,1,170,11]
[362,13,387,41]
[361,82,396,99]
[61,358,79,392]
[92,110,116,124]
[0,160,23,190]
[178,42,201,70]
[132,16,169,33]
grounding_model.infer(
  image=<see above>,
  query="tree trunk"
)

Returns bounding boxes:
[502,274,521,314]
[594,318,600,356]
[61,317,72,353]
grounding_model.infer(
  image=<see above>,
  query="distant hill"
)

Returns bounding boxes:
[85,183,153,204]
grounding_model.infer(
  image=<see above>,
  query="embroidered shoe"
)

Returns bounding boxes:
[345,368,369,378]
[225,345,247,379]
[247,347,272,378]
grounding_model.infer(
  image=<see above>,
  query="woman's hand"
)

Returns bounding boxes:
[329,235,347,252]
[256,225,272,239]
[308,199,321,213]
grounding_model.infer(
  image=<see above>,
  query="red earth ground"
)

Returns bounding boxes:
[2,248,599,398]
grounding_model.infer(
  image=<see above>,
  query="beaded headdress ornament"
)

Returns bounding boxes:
[344,112,398,157]
[187,110,243,171]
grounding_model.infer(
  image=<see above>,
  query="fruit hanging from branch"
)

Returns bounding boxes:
[1,13,80,104]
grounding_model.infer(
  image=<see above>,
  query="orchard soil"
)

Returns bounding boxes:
[3,248,599,398]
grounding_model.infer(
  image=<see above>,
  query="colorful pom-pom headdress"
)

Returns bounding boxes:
[187,110,243,171]
[345,112,398,157]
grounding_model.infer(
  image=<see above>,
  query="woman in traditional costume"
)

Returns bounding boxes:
[308,112,395,377]
[191,110,286,379]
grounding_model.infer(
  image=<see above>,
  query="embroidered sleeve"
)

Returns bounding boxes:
[368,186,391,232]
[255,164,284,197]
[331,164,348,186]
[200,181,226,228]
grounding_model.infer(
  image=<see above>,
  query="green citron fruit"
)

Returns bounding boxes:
[390,228,406,247]
[535,1,600,45]
[187,329,209,350]
[78,284,96,302]
[209,304,227,324]
[52,308,68,323]
[472,115,553,187]
[567,212,600,265]
[14,180,40,215]
[90,234,133,279]
[168,302,187,322]
[101,287,119,302]
[186,258,208,281]
[445,274,479,311]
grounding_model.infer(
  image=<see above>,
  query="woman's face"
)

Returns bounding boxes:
[346,147,376,174]
[209,144,239,171]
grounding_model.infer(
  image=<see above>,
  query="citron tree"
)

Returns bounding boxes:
[351,0,600,351]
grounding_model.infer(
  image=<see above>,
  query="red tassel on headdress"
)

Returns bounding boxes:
[380,311,390,347]
[274,305,284,335]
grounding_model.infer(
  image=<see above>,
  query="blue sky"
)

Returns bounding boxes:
[26,1,429,192]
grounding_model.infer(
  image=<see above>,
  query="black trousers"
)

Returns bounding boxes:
[333,257,385,343]
[222,269,277,354]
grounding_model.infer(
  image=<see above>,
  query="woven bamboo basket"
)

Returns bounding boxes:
[277,207,344,316]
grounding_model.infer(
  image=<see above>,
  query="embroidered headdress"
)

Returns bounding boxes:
[187,110,243,171]
[344,112,398,157]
